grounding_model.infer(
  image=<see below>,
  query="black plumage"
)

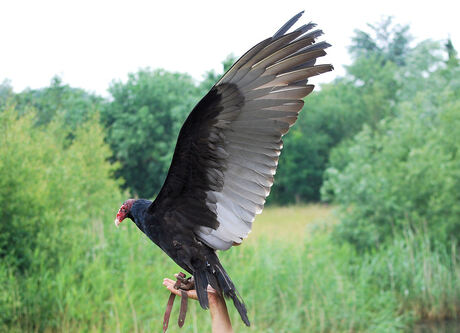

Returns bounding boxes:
[115,11,333,326]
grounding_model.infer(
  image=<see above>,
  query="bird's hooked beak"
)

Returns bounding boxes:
[115,205,128,228]
[115,199,134,228]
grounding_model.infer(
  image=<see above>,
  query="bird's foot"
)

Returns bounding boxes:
[163,272,192,332]
[175,272,195,290]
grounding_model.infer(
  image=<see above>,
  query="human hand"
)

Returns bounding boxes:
[162,274,221,304]
[162,274,233,333]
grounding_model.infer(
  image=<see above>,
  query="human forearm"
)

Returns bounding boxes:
[209,293,233,333]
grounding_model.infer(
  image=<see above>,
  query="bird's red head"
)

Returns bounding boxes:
[115,199,135,227]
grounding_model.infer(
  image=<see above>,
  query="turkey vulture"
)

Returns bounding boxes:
[114,11,332,327]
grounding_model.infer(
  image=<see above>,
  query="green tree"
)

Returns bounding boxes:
[0,80,14,108]
[0,106,121,271]
[11,76,103,129]
[0,105,123,327]
[322,48,460,250]
[102,68,201,198]
[446,38,459,68]
[349,17,412,66]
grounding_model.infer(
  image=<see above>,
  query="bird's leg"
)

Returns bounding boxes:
[176,273,195,290]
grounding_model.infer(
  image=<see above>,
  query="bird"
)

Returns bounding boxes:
[114,11,332,327]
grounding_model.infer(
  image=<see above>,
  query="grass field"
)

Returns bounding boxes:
[247,204,336,243]
[2,205,459,332]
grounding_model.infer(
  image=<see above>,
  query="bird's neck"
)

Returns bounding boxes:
[129,199,152,231]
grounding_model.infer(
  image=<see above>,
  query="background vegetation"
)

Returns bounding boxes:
[0,17,459,332]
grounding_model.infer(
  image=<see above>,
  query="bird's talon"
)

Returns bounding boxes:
[172,272,195,290]
[181,276,195,290]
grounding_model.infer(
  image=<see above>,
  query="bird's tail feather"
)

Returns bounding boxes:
[194,253,250,326]
[213,263,250,326]
[194,269,209,309]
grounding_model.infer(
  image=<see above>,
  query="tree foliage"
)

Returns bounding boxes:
[102,68,201,198]
[5,76,103,129]
[0,106,123,326]
[0,107,122,270]
[322,42,460,250]
[349,17,412,66]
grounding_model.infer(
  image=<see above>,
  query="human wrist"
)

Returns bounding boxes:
[208,292,224,306]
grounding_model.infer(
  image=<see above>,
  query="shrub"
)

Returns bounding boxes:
[322,89,460,250]
[0,106,123,329]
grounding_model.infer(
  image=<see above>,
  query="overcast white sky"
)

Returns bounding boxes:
[1,0,458,96]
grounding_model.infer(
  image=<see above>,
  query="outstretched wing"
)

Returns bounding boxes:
[149,11,333,250]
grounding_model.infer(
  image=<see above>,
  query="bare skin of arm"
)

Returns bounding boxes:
[163,276,234,333]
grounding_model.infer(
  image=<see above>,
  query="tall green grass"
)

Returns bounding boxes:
[2,207,459,332]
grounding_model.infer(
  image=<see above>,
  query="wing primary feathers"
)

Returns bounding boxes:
[293,40,332,55]
[216,38,272,86]
[272,11,305,38]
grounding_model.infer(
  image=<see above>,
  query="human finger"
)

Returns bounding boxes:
[162,279,199,300]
